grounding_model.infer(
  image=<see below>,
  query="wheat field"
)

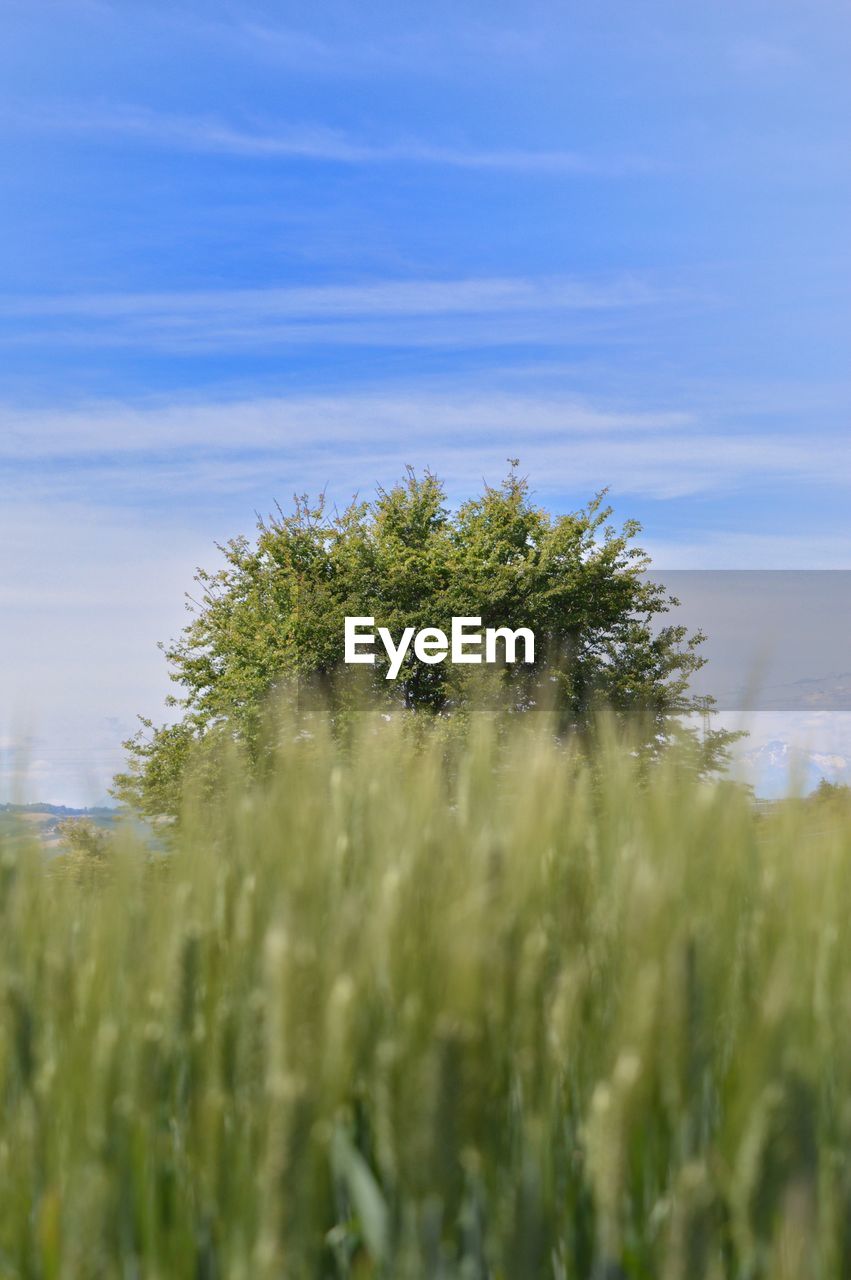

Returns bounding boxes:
[1,713,850,1278]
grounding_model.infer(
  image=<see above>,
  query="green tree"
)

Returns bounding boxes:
[810,777,851,807]
[114,465,732,815]
[54,817,114,882]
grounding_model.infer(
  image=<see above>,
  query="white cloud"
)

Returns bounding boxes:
[0,391,692,460]
[644,531,851,570]
[0,275,659,321]
[1,389,848,504]
[0,503,210,805]
[14,103,654,175]
[0,273,672,354]
[721,710,851,762]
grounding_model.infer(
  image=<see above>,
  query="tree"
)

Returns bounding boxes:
[113,465,733,816]
[811,777,851,807]
[54,817,113,881]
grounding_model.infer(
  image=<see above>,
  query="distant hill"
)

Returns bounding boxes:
[0,803,121,853]
[0,803,117,818]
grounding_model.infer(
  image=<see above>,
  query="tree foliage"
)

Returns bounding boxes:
[114,465,731,815]
[54,817,114,884]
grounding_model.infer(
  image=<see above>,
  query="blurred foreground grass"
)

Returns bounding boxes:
[2,713,851,1278]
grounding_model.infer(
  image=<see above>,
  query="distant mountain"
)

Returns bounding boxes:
[740,738,851,799]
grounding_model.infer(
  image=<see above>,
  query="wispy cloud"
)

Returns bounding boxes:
[0,392,693,461]
[1,390,848,504]
[0,274,669,353]
[13,104,655,175]
[0,276,659,321]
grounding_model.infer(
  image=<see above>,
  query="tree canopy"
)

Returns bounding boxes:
[114,465,730,816]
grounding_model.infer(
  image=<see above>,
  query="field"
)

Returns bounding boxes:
[1,714,850,1278]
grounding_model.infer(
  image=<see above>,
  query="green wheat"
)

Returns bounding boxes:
[1,711,849,1278]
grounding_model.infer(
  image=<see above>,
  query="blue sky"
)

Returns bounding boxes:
[1,0,850,801]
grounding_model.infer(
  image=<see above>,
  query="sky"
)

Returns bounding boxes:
[1,0,850,803]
